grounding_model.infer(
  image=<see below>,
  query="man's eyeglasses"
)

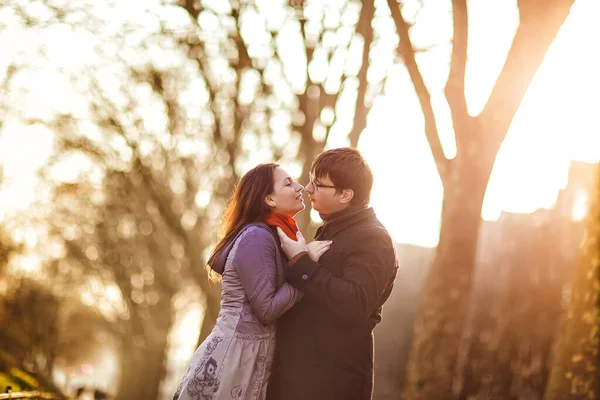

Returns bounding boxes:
[308,176,337,191]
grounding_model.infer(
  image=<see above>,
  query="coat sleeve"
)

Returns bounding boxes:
[233,226,303,325]
[285,227,397,321]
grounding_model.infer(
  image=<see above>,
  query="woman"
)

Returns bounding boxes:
[173,163,331,400]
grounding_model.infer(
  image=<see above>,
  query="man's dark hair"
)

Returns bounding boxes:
[311,147,373,206]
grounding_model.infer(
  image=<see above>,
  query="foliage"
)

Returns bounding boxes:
[0,227,20,278]
[1,0,378,398]
[9,368,39,389]
[545,164,600,399]
[0,372,22,392]
[0,277,60,371]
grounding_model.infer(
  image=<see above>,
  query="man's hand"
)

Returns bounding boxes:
[276,227,309,259]
[307,240,332,262]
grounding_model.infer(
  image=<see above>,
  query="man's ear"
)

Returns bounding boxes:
[264,195,276,208]
[339,188,354,204]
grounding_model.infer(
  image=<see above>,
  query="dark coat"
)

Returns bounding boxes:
[267,207,399,400]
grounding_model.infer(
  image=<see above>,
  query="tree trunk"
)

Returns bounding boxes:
[196,284,222,348]
[115,302,174,400]
[402,152,490,400]
[389,0,575,397]
[294,85,322,236]
[459,214,581,399]
[545,164,600,400]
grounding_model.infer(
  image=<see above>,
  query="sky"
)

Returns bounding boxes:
[1,1,599,396]
[1,0,599,248]
[170,1,599,392]
[359,0,600,246]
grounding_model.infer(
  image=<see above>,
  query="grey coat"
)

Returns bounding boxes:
[210,223,301,324]
[173,223,301,400]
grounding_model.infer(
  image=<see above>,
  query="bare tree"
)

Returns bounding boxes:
[3,1,383,397]
[172,0,378,234]
[384,0,577,398]
[1,2,234,397]
[545,164,600,400]
[46,172,180,400]
[54,298,117,373]
[0,277,61,377]
[0,226,20,278]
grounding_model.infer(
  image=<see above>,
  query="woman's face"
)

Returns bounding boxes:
[265,167,305,217]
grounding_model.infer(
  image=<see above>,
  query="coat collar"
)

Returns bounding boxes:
[315,206,375,238]
[210,222,275,274]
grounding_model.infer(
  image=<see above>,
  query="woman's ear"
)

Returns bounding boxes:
[340,189,354,204]
[264,195,276,208]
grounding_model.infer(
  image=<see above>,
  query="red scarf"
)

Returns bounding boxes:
[264,211,299,241]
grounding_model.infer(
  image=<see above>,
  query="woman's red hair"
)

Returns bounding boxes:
[207,163,279,277]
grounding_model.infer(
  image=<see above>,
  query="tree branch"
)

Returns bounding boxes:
[444,0,470,156]
[477,0,575,148]
[176,0,202,22]
[387,0,448,180]
[348,0,375,148]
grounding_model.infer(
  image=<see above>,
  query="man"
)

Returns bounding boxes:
[267,148,399,400]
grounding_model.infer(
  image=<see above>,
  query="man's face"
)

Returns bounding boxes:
[305,173,347,215]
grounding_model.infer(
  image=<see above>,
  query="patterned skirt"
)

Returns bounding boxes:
[173,326,276,400]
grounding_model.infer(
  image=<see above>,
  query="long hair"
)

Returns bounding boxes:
[207,163,279,276]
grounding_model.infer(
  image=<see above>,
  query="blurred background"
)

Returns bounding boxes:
[0,0,598,399]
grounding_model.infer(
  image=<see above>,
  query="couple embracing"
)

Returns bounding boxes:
[173,148,399,400]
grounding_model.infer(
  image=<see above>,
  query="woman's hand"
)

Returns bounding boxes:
[307,240,332,262]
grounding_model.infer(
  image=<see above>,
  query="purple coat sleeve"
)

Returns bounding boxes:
[233,226,302,325]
